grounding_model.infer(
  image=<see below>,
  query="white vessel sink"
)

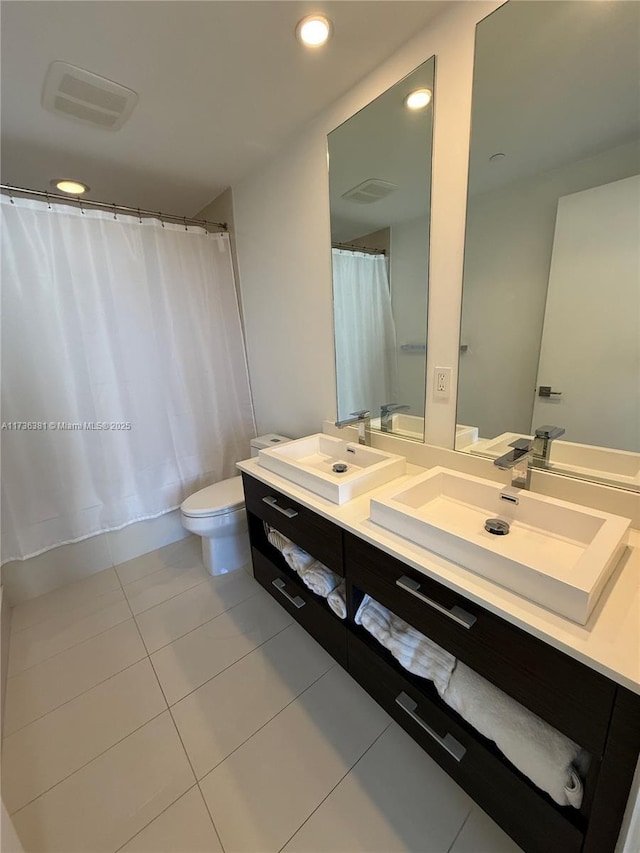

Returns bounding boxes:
[467,432,640,489]
[258,433,406,504]
[370,467,630,623]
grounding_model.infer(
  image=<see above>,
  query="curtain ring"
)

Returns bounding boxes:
[183,216,188,232]
[137,208,142,224]
[45,192,51,210]
[77,197,85,215]
[113,203,117,220]
[159,212,164,228]
[8,189,14,204]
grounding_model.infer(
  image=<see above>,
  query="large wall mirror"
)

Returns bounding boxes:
[328,57,435,442]
[456,0,640,490]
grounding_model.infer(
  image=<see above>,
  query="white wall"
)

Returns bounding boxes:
[457,141,639,439]
[233,1,501,444]
[390,215,429,415]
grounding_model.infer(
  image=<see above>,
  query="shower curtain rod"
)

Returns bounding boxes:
[0,184,228,231]
[332,241,386,256]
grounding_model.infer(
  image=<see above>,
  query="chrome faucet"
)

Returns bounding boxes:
[334,410,371,445]
[380,403,410,432]
[494,438,535,489]
[532,425,565,464]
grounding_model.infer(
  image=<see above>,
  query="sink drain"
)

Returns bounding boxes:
[485,518,510,536]
[332,462,348,473]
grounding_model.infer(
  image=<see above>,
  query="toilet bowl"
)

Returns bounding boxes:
[180,434,290,576]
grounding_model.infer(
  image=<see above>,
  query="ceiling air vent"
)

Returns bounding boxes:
[341,178,398,204]
[42,62,138,131]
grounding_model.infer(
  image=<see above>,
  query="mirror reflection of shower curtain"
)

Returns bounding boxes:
[332,248,398,419]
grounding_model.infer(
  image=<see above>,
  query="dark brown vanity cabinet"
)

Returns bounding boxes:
[242,473,640,853]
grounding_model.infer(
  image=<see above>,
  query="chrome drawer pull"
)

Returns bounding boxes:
[396,576,476,629]
[395,692,466,762]
[262,495,298,518]
[272,577,305,609]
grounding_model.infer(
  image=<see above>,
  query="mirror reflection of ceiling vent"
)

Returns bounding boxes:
[42,62,139,131]
[342,178,398,204]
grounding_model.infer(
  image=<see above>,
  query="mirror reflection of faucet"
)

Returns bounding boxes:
[380,403,410,432]
[533,425,566,462]
[494,425,565,488]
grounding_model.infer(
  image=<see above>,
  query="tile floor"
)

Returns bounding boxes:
[2,536,522,852]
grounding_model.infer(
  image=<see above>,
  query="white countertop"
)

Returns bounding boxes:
[238,457,640,695]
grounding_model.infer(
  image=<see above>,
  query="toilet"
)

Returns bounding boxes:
[180,434,290,575]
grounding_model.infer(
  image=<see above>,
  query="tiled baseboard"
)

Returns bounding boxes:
[1,511,190,606]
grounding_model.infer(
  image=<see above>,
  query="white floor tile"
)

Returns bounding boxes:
[115,536,202,587]
[3,619,146,736]
[11,712,195,853]
[10,568,122,633]
[151,591,293,705]
[172,622,335,778]
[119,787,222,853]
[283,723,473,853]
[8,598,132,676]
[449,807,523,853]
[135,570,259,653]
[3,659,167,813]
[199,666,390,853]
[123,564,210,616]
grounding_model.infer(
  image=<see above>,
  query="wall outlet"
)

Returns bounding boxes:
[434,366,452,399]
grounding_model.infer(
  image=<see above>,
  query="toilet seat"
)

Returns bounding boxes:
[181,475,244,518]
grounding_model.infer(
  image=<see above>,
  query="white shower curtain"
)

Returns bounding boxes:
[1,195,256,562]
[332,248,397,419]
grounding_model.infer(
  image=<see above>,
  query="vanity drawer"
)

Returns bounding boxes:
[242,474,343,575]
[345,532,615,754]
[348,632,584,853]
[252,547,347,667]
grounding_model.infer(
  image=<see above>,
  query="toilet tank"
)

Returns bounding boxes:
[250,434,291,458]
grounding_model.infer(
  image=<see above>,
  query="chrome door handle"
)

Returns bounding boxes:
[262,496,298,518]
[538,386,562,398]
[271,577,305,609]
[396,577,476,629]
[395,692,466,762]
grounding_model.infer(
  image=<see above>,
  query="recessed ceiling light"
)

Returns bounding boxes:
[404,88,432,111]
[51,179,90,195]
[296,15,332,47]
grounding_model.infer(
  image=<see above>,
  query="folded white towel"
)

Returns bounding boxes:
[327,581,347,620]
[264,523,341,599]
[440,660,583,808]
[355,595,455,695]
[298,561,341,597]
[265,524,315,574]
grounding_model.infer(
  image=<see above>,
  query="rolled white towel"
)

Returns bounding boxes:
[327,581,347,620]
[440,661,583,808]
[264,522,290,553]
[282,542,317,575]
[355,595,455,695]
[298,561,341,597]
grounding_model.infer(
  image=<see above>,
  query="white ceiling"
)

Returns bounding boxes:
[1,1,446,216]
